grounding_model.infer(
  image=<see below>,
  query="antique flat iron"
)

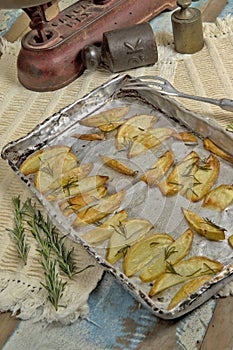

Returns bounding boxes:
[0,0,176,92]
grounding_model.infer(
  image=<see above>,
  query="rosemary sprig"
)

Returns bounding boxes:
[166,261,181,276]
[183,186,199,198]
[116,245,130,256]
[164,246,178,260]
[7,196,30,265]
[202,217,226,231]
[111,221,127,238]
[26,200,78,278]
[40,163,54,177]
[40,255,67,311]
[26,210,51,259]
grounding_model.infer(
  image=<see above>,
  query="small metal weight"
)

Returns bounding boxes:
[82,23,158,73]
[171,0,204,54]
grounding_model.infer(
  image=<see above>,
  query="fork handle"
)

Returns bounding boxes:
[177,92,233,112]
[219,98,233,112]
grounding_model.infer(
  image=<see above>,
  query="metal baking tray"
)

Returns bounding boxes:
[2,74,233,319]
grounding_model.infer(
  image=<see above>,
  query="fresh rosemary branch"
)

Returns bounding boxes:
[7,196,30,265]
[25,200,77,278]
[40,255,67,311]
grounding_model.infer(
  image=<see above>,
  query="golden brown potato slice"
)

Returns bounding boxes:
[48,163,94,191]
[79,106,130,131]
[100,155,138,177]
[98,123,124,133]
[82,210,128,244]
[149,256,223,297]
[73,133,105,141]
[182,155,219,202]
[168,276,212,310]
[172,131,198,144]
[59,186,108,216]
[228,234,233,249]
[158,151,200,196]
[34,152,78,194]
[202,184,233,212]
[73,190,125,228]
[106,218,153,265]
[182,208,226,241]
[20,145,71,175]
[140,229,194,282]
[128,128,173,158]
[141,150,175,187]
[123,233,174,277]
[47,175,109,201]
[115,114,158,150]
[203,138,233,164]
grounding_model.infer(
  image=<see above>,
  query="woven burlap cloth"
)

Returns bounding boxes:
[0,17,233,324]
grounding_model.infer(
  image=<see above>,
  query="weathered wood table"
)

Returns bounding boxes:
[0,1,233,349]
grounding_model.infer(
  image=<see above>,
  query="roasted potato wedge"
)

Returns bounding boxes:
[98,123,124,133]
[172,131,198,144]
[115,114,158,150]
[228,234,233,249]
[182,208,226,241]
[73,133,105,141]
[73,190,125,228]
[48,163,94,191]
[59,186,108,216]
[168,276,212,310]
[34,152,78,194]
[128,128,173,158]
[140,229,194,282]
[183,155,219,202]
[106,218,153,265]
[149,256,223,297]
[82,210,128,244]
[202,184,233,212]
[79,106,130,131]
[20,145,71,175]
[123,233,174,277]
[47,175,109,201]
[100,155,137,177]
[158,151,200,196]
[203,138,233,164]
[141,150,174,187]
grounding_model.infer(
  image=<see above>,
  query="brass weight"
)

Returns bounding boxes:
[171,0,204,54]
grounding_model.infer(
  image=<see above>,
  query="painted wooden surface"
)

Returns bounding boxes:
[1,1,233,349]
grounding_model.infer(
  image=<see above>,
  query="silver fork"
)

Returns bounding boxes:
[123,75,233,112]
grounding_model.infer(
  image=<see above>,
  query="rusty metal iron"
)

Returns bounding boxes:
[171,0,204,54]
[82,23,158,73]
[0,0,50,9]
[100,23,158,73]
[17,0,176,91]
